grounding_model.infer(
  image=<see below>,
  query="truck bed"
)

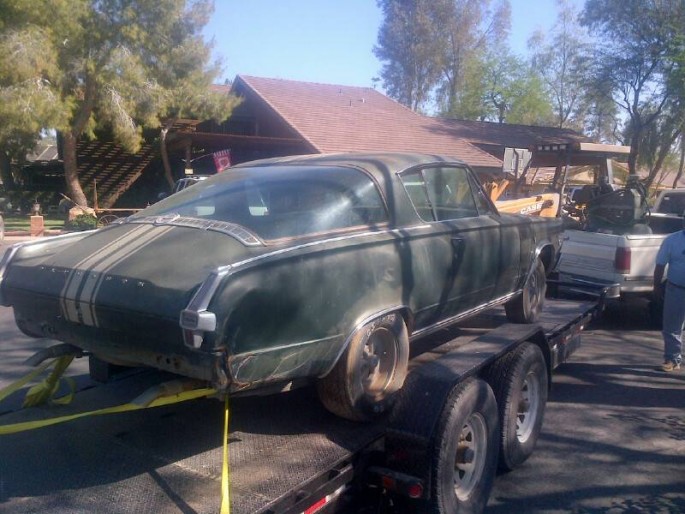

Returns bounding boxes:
[0,297,600,514]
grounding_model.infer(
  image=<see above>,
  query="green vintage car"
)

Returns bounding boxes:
[0,153,562,420]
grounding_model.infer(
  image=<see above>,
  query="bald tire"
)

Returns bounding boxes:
[505,258,546,324]
[428,378,499,514]
[317,313,409,422]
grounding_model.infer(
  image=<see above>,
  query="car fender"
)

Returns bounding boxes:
[318,304,413,379]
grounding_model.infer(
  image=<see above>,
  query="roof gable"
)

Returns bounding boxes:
[234,75,503,170]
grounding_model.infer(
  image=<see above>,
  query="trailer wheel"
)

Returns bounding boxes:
[429,378,499,514]
[505,258,546,323]
[486,342,548,472]
[317,313,409,422]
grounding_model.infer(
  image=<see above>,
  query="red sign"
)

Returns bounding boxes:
[213,149,232,172]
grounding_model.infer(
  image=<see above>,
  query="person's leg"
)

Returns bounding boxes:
[662,284,685,365]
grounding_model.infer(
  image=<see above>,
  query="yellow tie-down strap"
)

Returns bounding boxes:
[0,357,232,513]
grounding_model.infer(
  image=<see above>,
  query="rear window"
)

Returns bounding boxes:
[134,165,388,240]
[657,193,685,215]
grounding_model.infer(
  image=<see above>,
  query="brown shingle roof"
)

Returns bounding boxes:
[235,75,503,170]
[437,118,592,148]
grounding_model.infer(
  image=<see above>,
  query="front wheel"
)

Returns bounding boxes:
[505,258,546,323]
[428,378,499,514]
[317,313,409,421]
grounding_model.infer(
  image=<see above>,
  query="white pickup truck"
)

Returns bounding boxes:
[556,188,685,297]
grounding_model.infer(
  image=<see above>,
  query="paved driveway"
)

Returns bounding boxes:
[488,300,685,513]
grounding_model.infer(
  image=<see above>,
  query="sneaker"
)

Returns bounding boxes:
[661,361,681,372]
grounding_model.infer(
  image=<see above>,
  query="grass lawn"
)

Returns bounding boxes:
[2,214,65,232]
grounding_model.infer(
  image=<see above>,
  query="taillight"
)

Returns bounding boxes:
[615,247,631,274]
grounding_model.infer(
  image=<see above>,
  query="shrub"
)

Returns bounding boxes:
[64,214,98,231]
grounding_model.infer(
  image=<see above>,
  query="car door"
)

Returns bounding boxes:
[399,165,502,326]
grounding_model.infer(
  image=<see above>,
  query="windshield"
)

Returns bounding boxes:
[133,165,388,240]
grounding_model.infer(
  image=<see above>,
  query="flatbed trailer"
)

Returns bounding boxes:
[0,294,607,514]
[232,296,603,514]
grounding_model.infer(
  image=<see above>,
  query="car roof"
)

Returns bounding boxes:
[231,152,469,183]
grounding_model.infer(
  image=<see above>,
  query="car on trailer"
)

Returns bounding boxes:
[0,153,562,423]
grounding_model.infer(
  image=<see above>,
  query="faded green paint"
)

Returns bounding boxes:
[0,153,562,393]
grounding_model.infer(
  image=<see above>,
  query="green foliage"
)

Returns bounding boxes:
[64,213,98,231]
[373,0,442,111]
[375,0,511,114]
[0,0,240,206]
[581,0,685,182]
[528,0,591,131]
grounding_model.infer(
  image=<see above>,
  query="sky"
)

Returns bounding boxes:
[204,0,585,89]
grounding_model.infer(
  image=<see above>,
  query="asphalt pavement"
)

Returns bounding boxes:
[0,262,683,512]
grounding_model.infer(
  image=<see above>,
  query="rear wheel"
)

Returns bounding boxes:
[505,258,546,323]
[317,313,409,421]
[428,378,499,514]
[485,342,548,472]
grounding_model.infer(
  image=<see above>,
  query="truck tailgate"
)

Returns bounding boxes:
[558,230,620,275]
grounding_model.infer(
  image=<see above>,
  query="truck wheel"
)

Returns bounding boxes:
[485,342,548,472]
[429,378,499,514]
[317,313,409,421]
[505,258,546,323]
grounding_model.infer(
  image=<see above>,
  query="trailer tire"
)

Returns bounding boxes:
[317,313,409,422]
[485,342,548,472]
[505,258,546,323]
[429,378,499,514]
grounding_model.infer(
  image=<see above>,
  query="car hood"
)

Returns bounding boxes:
[2,221,264,321]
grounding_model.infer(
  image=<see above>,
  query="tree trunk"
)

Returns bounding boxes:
[674,136,685,189]
[62,132,88,208]
[628,128,641,178]
[0,151,16,191]
[160,120,176,189]
[644,127,682,190]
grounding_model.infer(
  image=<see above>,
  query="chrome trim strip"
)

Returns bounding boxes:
[185,269,232,313]
[409,291,521,341]
[318,305,408,378]
[178,225,434,343]
[179,222,524,351]
[214,224,433,275]
[130,216,264,247]
[180,268,231,347]
[232,334,341,358]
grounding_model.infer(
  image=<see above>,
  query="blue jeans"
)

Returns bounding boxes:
[662,283,685,364]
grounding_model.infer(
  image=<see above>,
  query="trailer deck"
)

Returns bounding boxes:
[0,298,600,513]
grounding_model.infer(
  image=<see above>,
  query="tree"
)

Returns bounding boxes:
[0,0,239,208]
[435,0,511,116]
[528,0,590,131]
[374,0,511,114]
[479,49,554,125]
[581,0,685,183]
[374,0,442,111]
[0,26,66,190]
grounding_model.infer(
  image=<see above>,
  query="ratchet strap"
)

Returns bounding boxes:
[0,357,232,513]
